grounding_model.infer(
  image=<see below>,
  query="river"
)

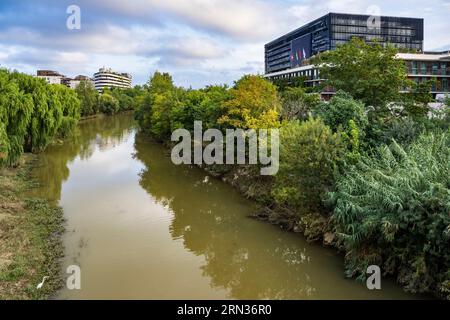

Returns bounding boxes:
[29,114,415,299]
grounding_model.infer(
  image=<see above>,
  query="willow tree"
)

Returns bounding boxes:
[0,70,33,166]
[75,80,98,116]
[58,85,81,137]
[0,69,82,166]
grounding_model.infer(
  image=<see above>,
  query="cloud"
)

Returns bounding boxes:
[0,0,449,88]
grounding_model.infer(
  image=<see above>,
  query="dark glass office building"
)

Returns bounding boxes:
[265,12,424,74]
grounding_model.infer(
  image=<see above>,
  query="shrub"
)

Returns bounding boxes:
[329,131,450,297]
[273,118,346,212]
[314,91,368,134]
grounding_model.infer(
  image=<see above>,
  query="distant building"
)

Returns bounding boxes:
[265,12,424,74]
[264,52,450,99]
[93,67,132,91]
[62,75,94,89]
[263,13,450,99]
[399,51,450,96]
[36,70,64,85]
[36,70,93,89]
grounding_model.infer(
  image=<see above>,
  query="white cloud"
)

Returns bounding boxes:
[1,0,449,87]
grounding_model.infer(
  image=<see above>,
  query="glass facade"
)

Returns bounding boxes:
[265,12,424,74]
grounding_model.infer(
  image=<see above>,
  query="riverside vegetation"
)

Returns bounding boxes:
[1,37,449,299]
[133,39,450,299]
[0,69,139,299]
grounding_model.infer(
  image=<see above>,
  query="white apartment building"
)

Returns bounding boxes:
[93,67,132,91]
[36,70,64,85]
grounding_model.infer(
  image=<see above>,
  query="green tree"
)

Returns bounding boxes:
[75,80,98,116]
[0,69,81,166]
[280,87,320,121]
[58,86,81,137]
[314,38,409,113]
[0,70,33,165]
[135,72,184,140]
[218,75,281,129]
[99,92,120,115]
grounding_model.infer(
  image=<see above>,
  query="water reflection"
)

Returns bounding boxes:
[30,115,135,201]
[133,133,413,300]
[29,114,415,299]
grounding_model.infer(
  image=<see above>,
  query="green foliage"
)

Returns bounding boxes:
[273,118,346,212]
[135,72,178,139]
[170,85,230,131]
[0,121,9,166]
[314,91,368,133]
[280,87,320,121]
[0,69,81,166]
[58,86,81,137]
[136,72,231,140]
[380,117,426,146]
[75,80,99,116]
[99,91,120,115]
[218,75,281,129]
[314,38,409,113]
[329,131,450,297]
[399,79,434,118]
[0,70,33,165]
[272,76,307,92]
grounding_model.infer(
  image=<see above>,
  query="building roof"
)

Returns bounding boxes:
[397,52,450,61]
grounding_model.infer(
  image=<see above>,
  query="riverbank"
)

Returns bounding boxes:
[0,154,64,300]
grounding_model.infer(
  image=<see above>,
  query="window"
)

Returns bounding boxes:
[441,63,447,76]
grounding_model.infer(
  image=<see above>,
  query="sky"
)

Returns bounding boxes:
[0,0,449,88]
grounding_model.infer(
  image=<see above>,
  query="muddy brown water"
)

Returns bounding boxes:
[29,114,417,299]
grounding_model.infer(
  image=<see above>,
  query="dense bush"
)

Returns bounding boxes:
[329,131,450,298]
[280,87,320,121]
[273,118,346,212]
[0,69,80,166]
[314,91,368,133]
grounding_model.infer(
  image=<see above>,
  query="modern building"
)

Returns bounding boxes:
[265,52,450,99]
[400,51,450,95]
[265,12,424,74]
[36,70,65,85]
[263,13,450,99]
[93,67,132,92]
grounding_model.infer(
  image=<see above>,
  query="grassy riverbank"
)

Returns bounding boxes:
[0,155,64,300]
